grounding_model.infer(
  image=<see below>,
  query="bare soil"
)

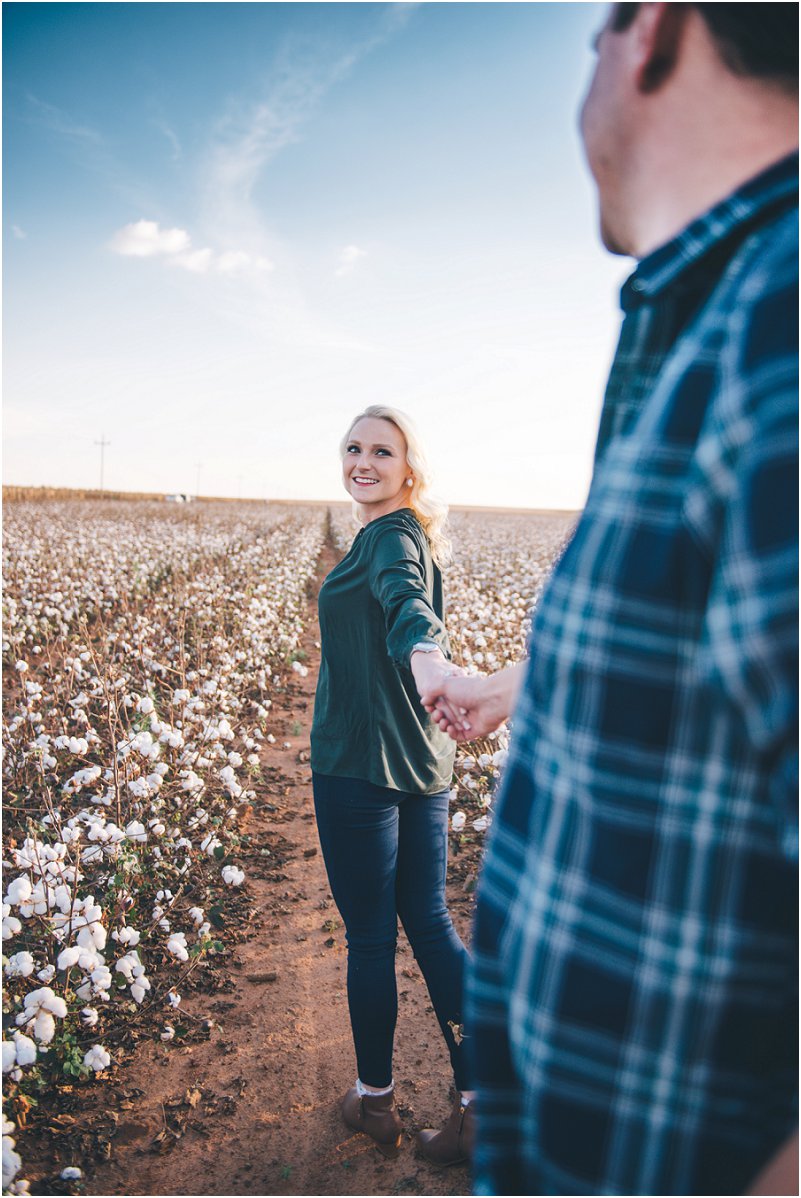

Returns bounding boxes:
[24,543,478,1197]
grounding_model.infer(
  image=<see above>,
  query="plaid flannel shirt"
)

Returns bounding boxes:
[467,153,799,1197]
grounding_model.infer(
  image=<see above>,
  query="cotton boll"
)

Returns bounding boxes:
[32,1011,56,1045]
[451,812,466,831]
[3,1133,22,1189]
[5,877,32,907]
[167,933,189,962]
[83,1045,111,1072]
[60,1168,82,1180]
[12,1033,36,1068]
[5,953,35,978]
[112,926,140,948]
[80,1008,99,1027]
[2,1043,17,1074]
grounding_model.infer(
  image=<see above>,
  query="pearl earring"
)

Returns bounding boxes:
[406,478,413,487]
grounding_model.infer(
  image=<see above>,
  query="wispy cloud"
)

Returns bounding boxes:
[153,118,183,163]
[336,245,368,277]
[200,6,416,258]
[25,93,104,145]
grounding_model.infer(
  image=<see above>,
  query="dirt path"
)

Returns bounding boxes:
[80,540,474,1198]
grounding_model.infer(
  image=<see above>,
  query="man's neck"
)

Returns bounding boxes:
[631,74,798,258]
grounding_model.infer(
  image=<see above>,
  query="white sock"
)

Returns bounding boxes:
[356,1077,393,1097]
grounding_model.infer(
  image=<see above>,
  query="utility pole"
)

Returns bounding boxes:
[94,434,111,492]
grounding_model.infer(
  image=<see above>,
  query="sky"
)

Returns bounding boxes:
[4,1,631,510]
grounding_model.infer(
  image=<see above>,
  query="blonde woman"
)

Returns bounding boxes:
[310,406,475,1164]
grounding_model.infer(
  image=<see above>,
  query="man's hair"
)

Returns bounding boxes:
[611,3,798,85]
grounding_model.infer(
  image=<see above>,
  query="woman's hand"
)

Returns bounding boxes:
[409,649,469,734]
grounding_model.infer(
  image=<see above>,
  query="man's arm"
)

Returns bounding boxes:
[746,1131,798,1195]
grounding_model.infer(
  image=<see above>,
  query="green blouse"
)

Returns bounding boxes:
[310,508,456,793]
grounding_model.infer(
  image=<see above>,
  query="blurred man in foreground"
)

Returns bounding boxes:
[424,4,798,1193]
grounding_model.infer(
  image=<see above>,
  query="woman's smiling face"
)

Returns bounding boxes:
[342,416,412,522]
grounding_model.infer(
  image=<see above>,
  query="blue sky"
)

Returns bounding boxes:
[4,1,629,508]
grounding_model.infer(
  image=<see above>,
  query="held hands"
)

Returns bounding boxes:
[420,674,501,741]
[419,661,527,742]
[409,649,468,735]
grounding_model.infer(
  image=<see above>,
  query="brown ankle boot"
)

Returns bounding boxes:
[417,1093,474,1166]
[341,1086,403,1158]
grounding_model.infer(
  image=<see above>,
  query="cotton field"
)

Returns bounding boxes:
[2,498,574,1193]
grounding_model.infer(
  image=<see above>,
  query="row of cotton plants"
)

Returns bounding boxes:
[327,506,575,835]
[443,510,575,835]
[2,501,327,1194]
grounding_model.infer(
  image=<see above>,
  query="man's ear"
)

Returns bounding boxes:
[632,2,689,94]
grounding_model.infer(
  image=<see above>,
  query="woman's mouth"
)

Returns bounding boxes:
[353,477,379,487]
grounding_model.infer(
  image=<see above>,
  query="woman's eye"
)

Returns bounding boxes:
[376,449,391,457]
[346,445,359,453]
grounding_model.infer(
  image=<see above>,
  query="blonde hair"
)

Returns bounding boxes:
[340,405,452,567]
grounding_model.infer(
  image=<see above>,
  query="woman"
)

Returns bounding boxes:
[310,405,475,1164]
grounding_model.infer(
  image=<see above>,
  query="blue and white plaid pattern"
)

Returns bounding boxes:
[468,154,799,1197]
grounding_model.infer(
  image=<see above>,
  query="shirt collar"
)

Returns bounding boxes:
[620,151,799,312]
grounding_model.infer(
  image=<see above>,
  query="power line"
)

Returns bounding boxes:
[94,434,111,491]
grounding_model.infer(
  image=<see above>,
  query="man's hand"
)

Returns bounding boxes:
[420,661,527,741]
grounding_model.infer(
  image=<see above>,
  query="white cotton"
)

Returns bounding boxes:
[32,1011,56,1045]
[166,933,189,962]
[451,811,467,831]
[2,1043,17,1074]
[5,877,33,907]
[5,953,35,978]
[83,1044,110,1072]
[221,865,244,887]
[3,1134,22,1189]
[60,1168,82,1180]
[12,1033,36,1067]
[80,1007,99,1027]
[57,945,82,971]
[2,906,22,940]
[112,926,140,947]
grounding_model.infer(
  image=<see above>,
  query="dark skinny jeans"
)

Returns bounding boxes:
[312,771,470,1091]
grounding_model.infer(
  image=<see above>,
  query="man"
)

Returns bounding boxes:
[423,4,798,1193]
